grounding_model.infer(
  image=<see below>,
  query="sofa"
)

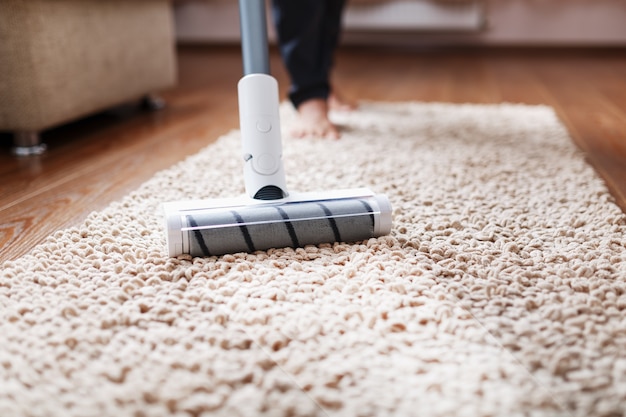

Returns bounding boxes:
[0,0,177,155]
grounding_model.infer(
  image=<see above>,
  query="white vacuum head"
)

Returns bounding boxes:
[163,188,392,257]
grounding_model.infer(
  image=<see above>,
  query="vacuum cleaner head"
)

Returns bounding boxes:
[164,188,392,257]
[162,0,393,258]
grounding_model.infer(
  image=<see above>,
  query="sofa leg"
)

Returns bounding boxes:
[141,94,166,111]
[12,131,47,156]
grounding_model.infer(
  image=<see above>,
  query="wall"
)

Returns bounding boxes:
[174,0,626,46]
[482,0,626,45]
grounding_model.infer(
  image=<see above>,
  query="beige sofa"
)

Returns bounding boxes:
[0,0,177,155]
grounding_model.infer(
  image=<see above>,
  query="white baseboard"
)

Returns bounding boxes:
[343,0,485,32]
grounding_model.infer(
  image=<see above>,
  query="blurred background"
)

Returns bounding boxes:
[174,0,626,47]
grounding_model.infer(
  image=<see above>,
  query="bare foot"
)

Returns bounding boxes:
[291,98,340,140]
[329,90,358,112]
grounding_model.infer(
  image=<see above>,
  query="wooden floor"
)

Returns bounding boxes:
[2,45,626,263]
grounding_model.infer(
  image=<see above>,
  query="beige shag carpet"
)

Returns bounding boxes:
[2,102,626,417]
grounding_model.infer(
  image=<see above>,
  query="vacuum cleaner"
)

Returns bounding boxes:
[163,0,392,257]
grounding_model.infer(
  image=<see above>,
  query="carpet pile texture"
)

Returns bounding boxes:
[1,102,625,417]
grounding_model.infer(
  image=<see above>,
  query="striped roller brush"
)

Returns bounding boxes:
[164,189,392,257]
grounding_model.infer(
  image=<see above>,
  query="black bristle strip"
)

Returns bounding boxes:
[275,207,300,248]
[358,199,376,228]
[231,210,256,253]
[187,216,211,256]
[317,203,342,242]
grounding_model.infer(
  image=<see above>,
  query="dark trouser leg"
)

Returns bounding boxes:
[271,0,346,109]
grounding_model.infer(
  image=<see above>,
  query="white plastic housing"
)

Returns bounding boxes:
[237,73,288,198]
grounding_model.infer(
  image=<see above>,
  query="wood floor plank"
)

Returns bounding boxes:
[527,57,626,209]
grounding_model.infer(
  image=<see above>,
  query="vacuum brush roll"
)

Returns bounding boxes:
[164,188,392,257]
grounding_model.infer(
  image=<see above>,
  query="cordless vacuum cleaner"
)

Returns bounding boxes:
[163,0,392,257]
